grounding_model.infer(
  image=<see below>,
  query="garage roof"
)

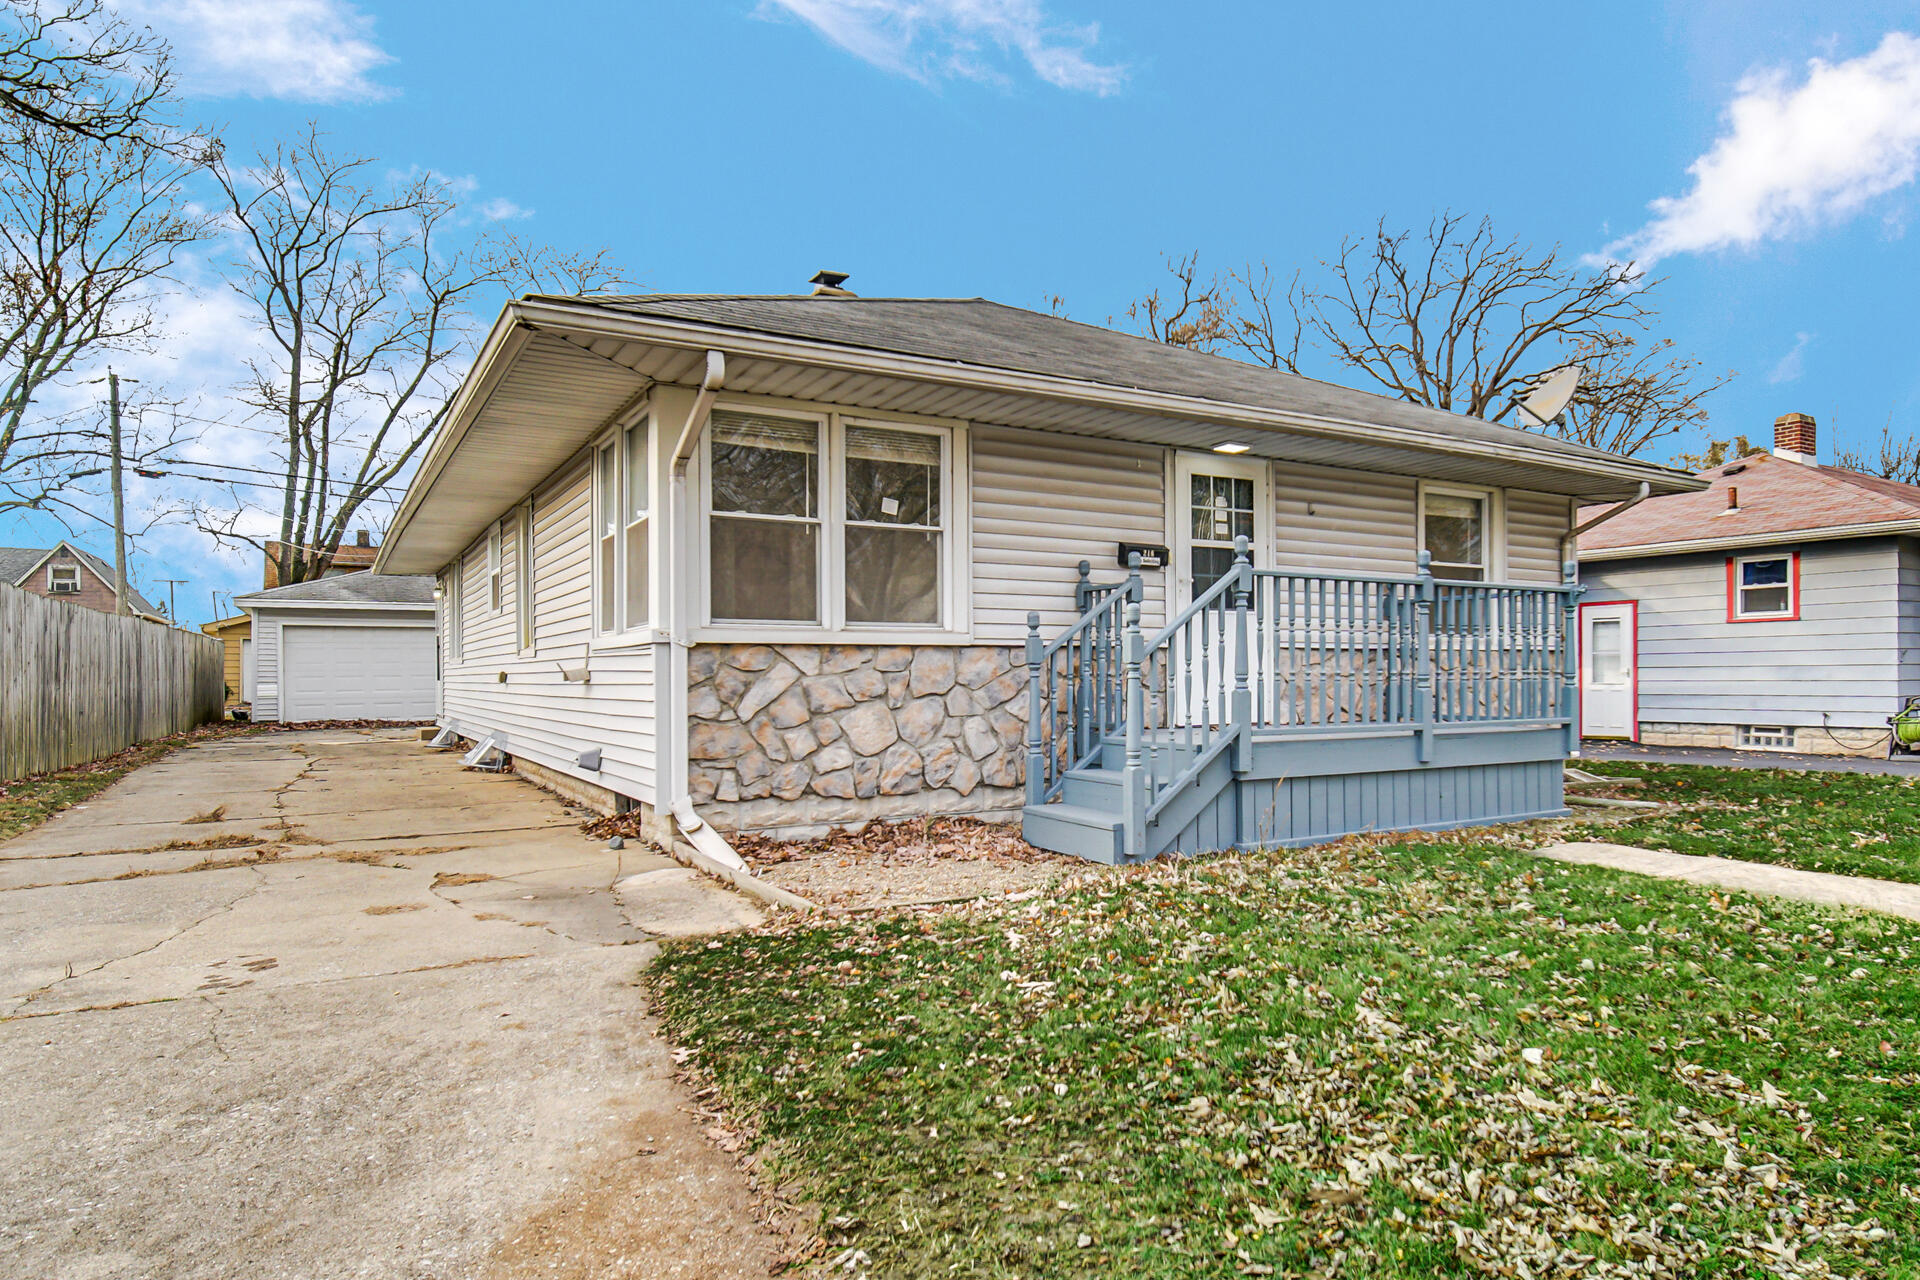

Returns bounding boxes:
[236,573,435,608]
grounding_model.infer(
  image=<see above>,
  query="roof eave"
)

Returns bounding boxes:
[1580,518,1920,561]
[507,299,1705,498]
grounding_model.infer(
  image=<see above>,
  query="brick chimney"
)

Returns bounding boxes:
[1773,412,1817,464]
[355,529,371,547]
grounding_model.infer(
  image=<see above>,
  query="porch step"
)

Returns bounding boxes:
[1060,765,1123,809]
[1021,801,1125,864]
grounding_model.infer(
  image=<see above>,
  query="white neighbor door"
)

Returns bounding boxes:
[1171,452,1271,725]
[281,624,439,721]
[1580,603,1636,739]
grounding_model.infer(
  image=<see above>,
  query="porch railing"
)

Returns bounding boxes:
[1026,539,1582,857]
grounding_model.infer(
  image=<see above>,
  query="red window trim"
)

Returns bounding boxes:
[1577,599,1638,742]
[1725,551,1800,623]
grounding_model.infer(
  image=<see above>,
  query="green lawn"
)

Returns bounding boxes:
[1577,760,1920,884]
[652,837,1919,1278]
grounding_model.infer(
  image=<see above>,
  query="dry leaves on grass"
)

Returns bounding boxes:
[729,817,1057,870]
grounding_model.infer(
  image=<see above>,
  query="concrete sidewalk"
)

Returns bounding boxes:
[0,728,783,1280]
[1539,840,1920,923]
[1580,740,1920,776]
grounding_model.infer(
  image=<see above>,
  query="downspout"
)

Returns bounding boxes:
[661,351,752,873]
[1561,482,1650,567]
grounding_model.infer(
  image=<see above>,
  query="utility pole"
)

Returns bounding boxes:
[107,370,128,615]
[159,578,188,626]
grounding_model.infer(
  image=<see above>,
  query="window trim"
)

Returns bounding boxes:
[1417,480,1504,581]
[693,398,971,643]
[46,563,79,593]
[515,498,535,655]
[1726,551,1799,622]
[486,521,503,613]
[444,562,463,666]
[590,413,657,648]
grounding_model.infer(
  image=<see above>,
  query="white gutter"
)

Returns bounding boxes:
[1579,517,1920,562]
[510,299,1702,500]
[1562,482,1650,567]
[670,350,727,475]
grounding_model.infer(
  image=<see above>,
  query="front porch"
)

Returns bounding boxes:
[1022,542,1580,861]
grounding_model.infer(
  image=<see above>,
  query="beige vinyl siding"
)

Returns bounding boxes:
[1270,461,1418,575]
[439,455,658,802]
[1507,490,1572,584]
[970,424,1167,642]
[1582,538,1902,728]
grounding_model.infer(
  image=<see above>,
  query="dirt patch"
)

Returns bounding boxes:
[363,903,426,916]
[433,871,496,888]
[729,817,1072,911]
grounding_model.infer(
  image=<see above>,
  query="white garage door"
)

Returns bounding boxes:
[280,625,439,721]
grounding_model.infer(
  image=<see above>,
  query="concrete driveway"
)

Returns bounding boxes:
[0,729,784,1280]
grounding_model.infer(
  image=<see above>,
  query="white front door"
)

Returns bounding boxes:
[1580,602,1636,740]
[1171,453,1271,724]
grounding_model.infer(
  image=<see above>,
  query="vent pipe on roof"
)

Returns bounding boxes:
[809,269,856,297]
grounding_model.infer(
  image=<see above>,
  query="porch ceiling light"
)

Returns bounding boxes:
[1212,442,1251,454]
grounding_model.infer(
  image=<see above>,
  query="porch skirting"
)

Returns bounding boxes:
[687,642,1030,834]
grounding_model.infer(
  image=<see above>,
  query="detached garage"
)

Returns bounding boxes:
[235,574,439,723]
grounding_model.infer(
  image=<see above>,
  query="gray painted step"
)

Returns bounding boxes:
[1021,802,1125,864]
[1060,766,1124,810]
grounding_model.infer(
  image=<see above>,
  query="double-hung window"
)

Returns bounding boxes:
[516,499,535,653]
[487,522,503,612]
[705,407,955,631]
[1729,552,1796,621]
[47,564,78,593]
[594,417,652,638]
[1421,483,1495,581]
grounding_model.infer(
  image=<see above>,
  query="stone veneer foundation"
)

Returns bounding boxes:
[1631,722,1889,757]
[687,643,1028,834]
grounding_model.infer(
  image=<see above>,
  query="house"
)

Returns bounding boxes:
[232,574,439,722]
[1578,412,1920,754]
[0,541,167,622]
[200,614,253,709]
[373,282,1698,861]
[262,530,380,588]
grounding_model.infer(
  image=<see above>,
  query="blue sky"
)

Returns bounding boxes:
[10,0,1920,626]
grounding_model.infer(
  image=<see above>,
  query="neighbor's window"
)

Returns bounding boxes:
[708,410,821,623]
[593,417,652,637]
[1422,485,1490,581]
[487,521,503,612]
[47,564,78,593]
[845,424,943,625]
[1731,553,1795,620]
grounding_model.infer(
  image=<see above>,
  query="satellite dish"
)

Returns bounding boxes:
[1513,365,1581,428]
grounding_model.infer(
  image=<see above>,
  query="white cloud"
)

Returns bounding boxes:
[1601,32,1920,270]
[479,196,532,222]
[1768,331,1815,384]
[760,0,1124,94]
[123,0,394,103]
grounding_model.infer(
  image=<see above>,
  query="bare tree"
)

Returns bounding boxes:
[0,1,173,145]
[0,118,210,516]
[1130,214,1732,458]
[203,127,621,585]
[1671,435,1759,473]
[1833,418,1920,484]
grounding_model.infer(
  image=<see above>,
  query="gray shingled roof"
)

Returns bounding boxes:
[548,294,1639,469]
[0,541,163,615]
[237,573,436,607]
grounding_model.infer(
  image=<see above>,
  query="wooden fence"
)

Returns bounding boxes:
[1,583,225,781]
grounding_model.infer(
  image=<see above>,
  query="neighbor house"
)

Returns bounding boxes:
[200,614,253,709]
[232,574,438,722]
[374,282,1697,861]
[0,541,166,622]
[1578,412,1920,754]
[262,530,381,587]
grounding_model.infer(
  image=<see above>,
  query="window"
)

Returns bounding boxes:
[1729,552,1797,621]
[845,425,941,624]
[708,410,822,623]
[444,566,463,664]
[47,564,78,593]
[516,499,535,653]
[487,522,503,612]
[703,408,957,631]
[1188,472,1256,597]
[1739,725,1795,750]
[592,416,652,637]
[1420,484,1493,581]
[1588,618,1624,684]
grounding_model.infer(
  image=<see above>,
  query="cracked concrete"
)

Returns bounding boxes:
[1,729,782,1280]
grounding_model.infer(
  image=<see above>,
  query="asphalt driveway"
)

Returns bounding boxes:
[0,729,783,1280]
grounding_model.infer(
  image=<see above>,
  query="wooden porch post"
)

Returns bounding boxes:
[1413,550,1435,764]
[1231,535,1253,771]
[1073,559,1093,612]
[1024,611,1045,806]
[1122,599,1146,860]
